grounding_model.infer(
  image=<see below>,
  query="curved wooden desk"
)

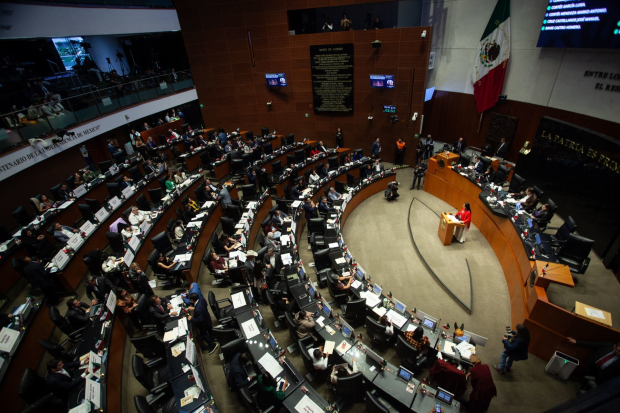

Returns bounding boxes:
[424,165,620,365]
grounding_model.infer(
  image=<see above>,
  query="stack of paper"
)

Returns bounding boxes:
[335,257,346,265]
[202,201,215,209]
[360,291,381,308]
[443,342,457,356]
[163,328,179,342]
[406,324,418,332]
[295,395,323,413]
[351,280,362,289]
[187,221,202,228]
[241,319,260,339]
[291,200,302,208]
[372,306,387,317]
[281,253,292,265]
[386,309,408,328]
[258,353,283,377]
[456,340,475,359]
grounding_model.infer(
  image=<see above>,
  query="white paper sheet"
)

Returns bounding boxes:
[0,328,20,353]
[85,377,101,408]
[186,334,198,366]
[164,328,179,342]
[323,341,335,354]
[372,306,387,317]
[291,200,302,208]
[351,280,362,289]
[386,309,408,328]
[360,291,381,308]
[79,221,96,236]
[191,365,205,394]
[241,319,260,339]
[258,353,284,378]
[585,307,606,320]
[295,395,323,413]
[316,316,325,328]
[231,292,246,309]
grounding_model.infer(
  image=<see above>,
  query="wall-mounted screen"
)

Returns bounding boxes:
[383,105,396,113]
[266,73,287,87]
[370,74,395,89]
[536,1,620,49]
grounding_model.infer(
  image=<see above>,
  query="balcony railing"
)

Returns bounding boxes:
[0,70,193,153]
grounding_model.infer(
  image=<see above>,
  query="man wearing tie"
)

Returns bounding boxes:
[271,210,288,227]
[317,141,328,152]
[149,295,178,324]
[453,137,466,154]
[143,160,158,175]
[85,276,115,305]
[304,197,318,219]
[495,138,508,158]
[170,68,178,83]
[473,156,485,174]
[46,358,88,406]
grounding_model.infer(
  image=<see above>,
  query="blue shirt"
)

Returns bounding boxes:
[218,132,227,145]
[182,282,204,305]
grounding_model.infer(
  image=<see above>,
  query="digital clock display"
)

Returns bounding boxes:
[383,105,396,113]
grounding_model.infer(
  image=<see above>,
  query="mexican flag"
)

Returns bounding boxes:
[472,0,510,113]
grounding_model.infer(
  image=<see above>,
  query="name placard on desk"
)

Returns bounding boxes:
[128,234,141,252]
[85,377,101,409]
[80,221,96,237]
[73,184,87,198]
[53,250,70,269]
[121,185,134,199]
[106,289,117,314]
[108,165,119,176]
[67,233,84,250]
[95,207,109,223]
[123,249,135,267]
[140,219,151,233]
[108,196,121,210]
[0,327,20,355]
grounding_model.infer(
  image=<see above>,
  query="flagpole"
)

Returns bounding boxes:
[477,111,484,133]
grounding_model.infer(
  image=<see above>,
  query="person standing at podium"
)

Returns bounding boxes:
[454,203,471,243]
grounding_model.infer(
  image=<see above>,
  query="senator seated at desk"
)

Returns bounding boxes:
[319,197,336,214]
[65,298,90,329]
[85,275,115,305]
[52,222,78,243]
[46,358,88,407]
[509,187,538,211]
[148,295,179,325]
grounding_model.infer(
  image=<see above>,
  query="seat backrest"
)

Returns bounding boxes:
[136,193,150,211]
[166,219,176,238]
[49,184,61,200]
[130,333,166,359]
[366,316,390,346]
[272,160,282,175]
[347,298,366,315]
[212,328,240,346]
[134,395,156,413]
[18,368,48,404]
[336,371,364,393]
[86,198,101,212]
[99,160,113,171]
[38,339,65,359]
[313,248,331,271]
[285,312,299,342]
[129,166,143,182]
[149,188,163,204]
[556,216,577,241]
[328,156,338,169]
[132,354,154,390]
[49,306,72,334]
[347,172,355,186]
[266,290,278,312]
[106,231,123,246]
[12,205,32,226]
[221,216,236,236]
[147,249,160,270]
[211,232,225,255]
[79,204,95,223]
[366,390,390,413]
[115,175,124,186]
[113,151,126,164]
[532,185,544,199]
[308,218,325,235]
[221,338,247,362]
[158,176,168,191]
[241,153,252,167]
[335,180,346,194]
[231,159,244,174]
[241,184,257,200]
[299,340,316,373]
[559,233,594,261]
[106,183,121,198]
[208,290,220,314]
[151,231,171,255]
[396,334,419,367]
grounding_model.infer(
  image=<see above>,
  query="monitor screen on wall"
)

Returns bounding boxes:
[536,1,620,49]
[370,75,395,89]
[266,73,287,87]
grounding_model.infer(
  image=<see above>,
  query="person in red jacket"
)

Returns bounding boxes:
[454,203,472,243]
[466,355,497,413]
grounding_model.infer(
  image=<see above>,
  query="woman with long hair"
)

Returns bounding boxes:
[454,203,472,243]
[495,323,530,374]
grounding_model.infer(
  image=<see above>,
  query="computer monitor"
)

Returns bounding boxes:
[516,202,521,211]
[373,283,382,296]
[268,333,278,350]
[535,234,542,245]
[397,366,413,382]
[308,283,315,297]
[423,317,437,330]
[395,300,406,314]
[527,218,533,228]
[436,388,455,405]
[500,189,505,198]
[341,321,353,339]
[456,334,470,343]
[365,347,385,366]
[255,311,263,326]
[265,73,287,87]
[323,302,332,318]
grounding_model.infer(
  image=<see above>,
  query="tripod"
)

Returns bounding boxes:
[105,57,115,73]
[115,51,131,77]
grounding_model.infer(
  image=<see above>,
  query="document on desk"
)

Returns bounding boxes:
[123,249,135,267]
[372,306,387,318]
[69,403,91,413]
[324,341,335,355]
[163,328,179,342]
[247,201,258,210]
[95,207,109,222]
[324,325,336,335]
[280,235,291,247]
[281,253,292,266]
[585,307,606,320]
[241,319,260,339]
[351,280,362,289]
[58,200,74,210]
[187,221,202,228]
[295,394,323,413]
[258,353,284,378]
[67,233,84,250]
[456,341,475,359]
[291,200,302,208]
[328,242,339,249]
[186,335,198,366]
[169,295,184,314]
[202,201,215,209]
[443,342,457,357]
[80,221,96,237]
[177,317,188,336]
[85,377,101,408]
[230,250,247,262]
[231,292,246,309]
[316,316,325,328]
[386,309,408,328]
[171,341,186,357]
[336,340,352,356]
[360,291,381,308]
[193,213,205,220]
[335,257,346,265]
[406,324,418,332]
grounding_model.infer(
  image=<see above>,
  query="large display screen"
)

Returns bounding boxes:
[536,1,620,49]
[265,73,287,87]
[370,74,395,89]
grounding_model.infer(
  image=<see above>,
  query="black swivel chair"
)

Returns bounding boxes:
[312,248,335,288]
[83,256,102,276]
[238,386,272,413]
[158,176,168,192]
[49,184,61,200]
[365,390,391,413]
[130,333,167,359]
[494,164,510,185]
[347,172,359,188]
[284,312,301,343]
[508,173,525,193]
[327,274,349,305]
[146,249,174,289]
[38,339,79,363]
[78,204,95,223]
[396,335,427,373]
[307,218,325,242]
[480,156,492,171]
[220,216,237,236]
[272,160,283,176]
[231,159,245,179]
[151,231,173,256]
[18,368,49,405]
[129,166,144,182]
[113,151,126,164]
[211,327,243,346]
[149,188,163,205]
[86,198,101,213]
[208,290,235,323]
[29,194,42,215]
[459,154,471,168]
[115,175,125,186]
[22,393,65,413]
[335,372,364,401]
[241,184,258,202]
[532,185,544,205]
[547,216,577,247]
[132,354,171,393]
[98,160,113,172]
[107,231,125,255]
[365,316,396,347]
[12,205,32,227]
[49,306,85,343]
[328,156,339,171]
[266,290,286,326]
[241,153,252,168]
[535,198,557,231]
[556,234,594,275]
[107,183,121,199]
[310,232,326,254]
[134,395,178,413]
[341,298,366,327]
[335,180,346,194]
[136,193,151,212]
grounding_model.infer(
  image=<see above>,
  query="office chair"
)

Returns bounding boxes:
[22,393,65,413]
[106,231,125,255]
[271,160,283,176]
[285,133,294,145]
[365,390,391,413]
[286,154,295,167]
[38,339,79,363]
[339,151,348,165]
[12,205,32,227]
[241,153,253,168]
[147,249,174,289]
[310,232,326,254]
[113,151,127,164]
[508,173,525,193]
[132,354,171,394]
[194,185,207,203]
[134,395,178,413]
[335,372,364,399]
[347,172,359,188]
[18,368,49,405]
[340,298,366,327]
[241,184,258,202]
[299,337,329,377]
[534,198,557,231]
[78,204,95,223]
[114,175,125,186]
[106,183,121,198]
[480,156,492,171]
[130,333,167,359]
[261,127,269,137]
[83,256,102,276]
[129,166,144,182]
[532,185,544,202]
[136,193,151,212]
[284,311,301,343]
[231,158,245,178]
[239,386,272,413]
[256,246,268,263]
[494,164,510,185]
[546,215,577,247]
[313,248,335,288]
[396,335,427,373]
[135,294,159,329]
[148,188,163,205]
[49,306,85,342]
[49,183,62,200]
[220,216,237,237]
[283,184,292,201]
[158,176,168,192]
[307,217,325,242]
[98,160,113,171]
[29,194,42,215]
[85,198,101,213]
[151,231,173,256]
[556,234,594,275]
[328,156,339,171]
[263,141,273,156]
[211,327,243,346]
[266,290,286,326]
[459,154,471,168]
[365,316,396,347]
[335,180,346,194]
[200,151,212,169]
[208,290,235,323]
[211,232,225,255]
[327,274,349,305]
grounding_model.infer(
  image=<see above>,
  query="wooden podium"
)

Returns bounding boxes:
[438,212,465,246]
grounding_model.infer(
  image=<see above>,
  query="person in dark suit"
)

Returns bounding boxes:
[319,197,336,214]
[481,142,494,157]
[23,256,61,305]
[66,299,90,329]
[120,176,133,190]
[453,137,466,154]
[228,352,252,390]
[46,358,86,405]
[495,324,530,374]
[316,162,328,178]
[107,140,122,156]
[567,337,620,385]
[482,166,496,184]
[495,138,508,158]
[290,183,302,199]
[85,275,115,305]
[188,293,219,354]
[264,248,282,274]
[169,68,179,83]
[304,197,318,219]
[410,160,427,190]
[361,164,372,180]
[271,210,288,228]
[424,135,435,159]
[52,222,78,243]
[473,156,485,174]
[149,295,179,325]
[143,160,158,175]
[510,187,538,210]
[56,184,72,201]
[531,204,551,224]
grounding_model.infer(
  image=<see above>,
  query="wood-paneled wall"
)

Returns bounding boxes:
[175,0,430,166]
[422,90,620,163]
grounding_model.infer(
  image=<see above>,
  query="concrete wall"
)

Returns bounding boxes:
[422,0,620,124]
